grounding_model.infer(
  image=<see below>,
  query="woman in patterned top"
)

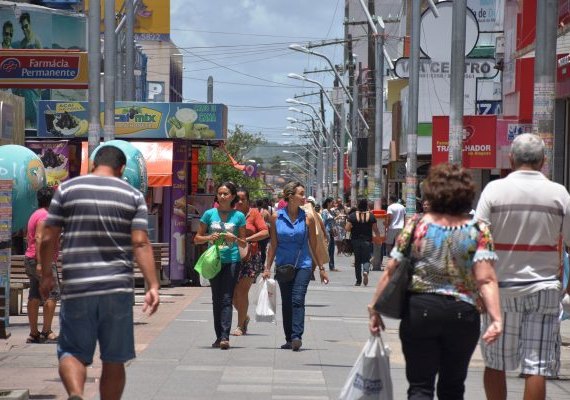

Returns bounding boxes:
[368,163,502,399]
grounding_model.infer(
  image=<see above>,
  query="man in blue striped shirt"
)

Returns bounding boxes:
[40,145,160,400]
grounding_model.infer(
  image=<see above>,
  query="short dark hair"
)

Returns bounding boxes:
[37,186,54,208]
[357,198,369,211]
[423,163,474,216]
[322,197,333,209]
[93,146,127,171]
[19,13,30,25]
[236,187,250,202]
[217,181,239,206]
[3,21,12,33]
[389,194,398,203]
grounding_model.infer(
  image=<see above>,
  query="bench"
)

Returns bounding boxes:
[133,242,169,290]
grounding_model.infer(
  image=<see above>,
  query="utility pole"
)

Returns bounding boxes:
[405,0,420,216]
[103,0,116,142]
[88,0,101,157]
[533,0,558,179]
[448,0,467,165]
[339,94,346,203]
[206,76,214,193]
[125,0,135,100]
[319,90,328,199]
[116,34,124,100]
[351,71,359,206]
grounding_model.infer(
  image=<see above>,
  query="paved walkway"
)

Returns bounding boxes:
[1,253,570,399]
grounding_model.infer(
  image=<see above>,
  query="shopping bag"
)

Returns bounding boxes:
[339,336,393,400]
[255,279,277,323]
[193,244,221,279]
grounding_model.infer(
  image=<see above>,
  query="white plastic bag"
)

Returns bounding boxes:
[255,279,277,323]
[199,275,210,287]
[339,335,393,400]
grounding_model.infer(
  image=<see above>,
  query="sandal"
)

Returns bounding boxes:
[230,326,244,336]
[26,332,42,344]
[40,330,58,343]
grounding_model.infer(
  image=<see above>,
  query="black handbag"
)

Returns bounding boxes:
[373,218,418,319]
[275,224,306,283]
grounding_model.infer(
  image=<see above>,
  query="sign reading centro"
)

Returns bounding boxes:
[37,101,228,141]
[0,50,88,89]
[432,115,496,169]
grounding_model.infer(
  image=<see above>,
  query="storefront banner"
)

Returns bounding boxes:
[37,101,228,141]
[0,180,11,333]
[26,140,70,187]
[169,140,188,281]
[432,115,497,169]
[495,119,533,169]
[0,50,88,89]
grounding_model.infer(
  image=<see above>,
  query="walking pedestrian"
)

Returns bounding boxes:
[256,198,271,267]
[386,194,406,255]
[194,181,247,350]
[231,188,269,336]
[39,145,160,400]
[345,198,382,286]
[475,133,570,400]
[333,200,348,255]
[262,181,329,351]
[321,197,337,271]
[369,163,502,399]
[24,186,60,344]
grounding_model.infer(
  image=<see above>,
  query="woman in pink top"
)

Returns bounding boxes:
[25,187,60,343]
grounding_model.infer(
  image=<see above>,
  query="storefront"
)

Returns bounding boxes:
[29,100,228,284]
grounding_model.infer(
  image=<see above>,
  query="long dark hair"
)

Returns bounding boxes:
[217,181,239,207]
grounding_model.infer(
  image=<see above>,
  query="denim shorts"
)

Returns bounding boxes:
[58,292,135,365]
[24,256,60,301]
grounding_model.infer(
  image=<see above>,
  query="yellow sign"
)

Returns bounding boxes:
[85,0,170,39]
[103,106,163,136]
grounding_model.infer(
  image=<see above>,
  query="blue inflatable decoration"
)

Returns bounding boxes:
[0,145,46,233]
[91,140,148,195]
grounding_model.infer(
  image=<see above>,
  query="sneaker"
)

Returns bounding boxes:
[363,272,369,286]
[280,342,292,349]
[211,339,221,348]
[219,340,230,350]
[292,339,302,351]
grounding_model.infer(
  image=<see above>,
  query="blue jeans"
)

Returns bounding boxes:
[278,267,312,342]
[210,262,240,341]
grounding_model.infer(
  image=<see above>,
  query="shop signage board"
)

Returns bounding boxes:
[37,101,228,141]
[432,115,496,169]
[495,119,532,169]
[0,50,88,89]
[26,140,72,187]
[0,180,12,338]
[169,140,188,282]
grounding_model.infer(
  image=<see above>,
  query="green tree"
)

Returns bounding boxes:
[198,125,269,198]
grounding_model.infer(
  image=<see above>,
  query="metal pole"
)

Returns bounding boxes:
[116,33,123,100]
[448,0,466,165]
[327,122,334,197]
[350,75,359,206]
[319,90,327,199]
[338,102,346,202]
[88,0,101,157]
[206,76,214,193]
[104,0,116,142]
[405,0,420,216]
[314,120,323,204]
[533,0,558,179]
[125,0,135,100]
[373,18,385,210]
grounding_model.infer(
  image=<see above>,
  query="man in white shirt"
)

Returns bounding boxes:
[475,133,570,400]
[386,195,406,255]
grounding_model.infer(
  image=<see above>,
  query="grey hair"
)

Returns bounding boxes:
[510,133,545,169]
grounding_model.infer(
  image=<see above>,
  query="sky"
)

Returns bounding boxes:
[170,0,348,144]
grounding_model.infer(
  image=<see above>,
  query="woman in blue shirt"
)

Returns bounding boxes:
[262,182,329,351]
[195,182,246,350]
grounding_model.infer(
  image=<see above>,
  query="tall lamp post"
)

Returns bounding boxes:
[283,149,315,195]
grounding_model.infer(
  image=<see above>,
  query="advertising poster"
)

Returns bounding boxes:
[432,115,497,169]
[495,119,532,169]
[169,140,188,281]
[0,5,86,128]
[26,140,70,187]
[37,101,228,141]
[0,180,12,335]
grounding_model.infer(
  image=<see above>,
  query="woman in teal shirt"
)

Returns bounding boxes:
[195,182,246,350]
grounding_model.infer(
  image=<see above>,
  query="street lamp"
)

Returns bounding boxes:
[288,73,368,131]
[280,160,310,173]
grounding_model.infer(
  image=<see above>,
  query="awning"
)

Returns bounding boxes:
[81,141,174,187]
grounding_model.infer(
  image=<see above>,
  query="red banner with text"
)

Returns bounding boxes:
[432,115,496,169]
